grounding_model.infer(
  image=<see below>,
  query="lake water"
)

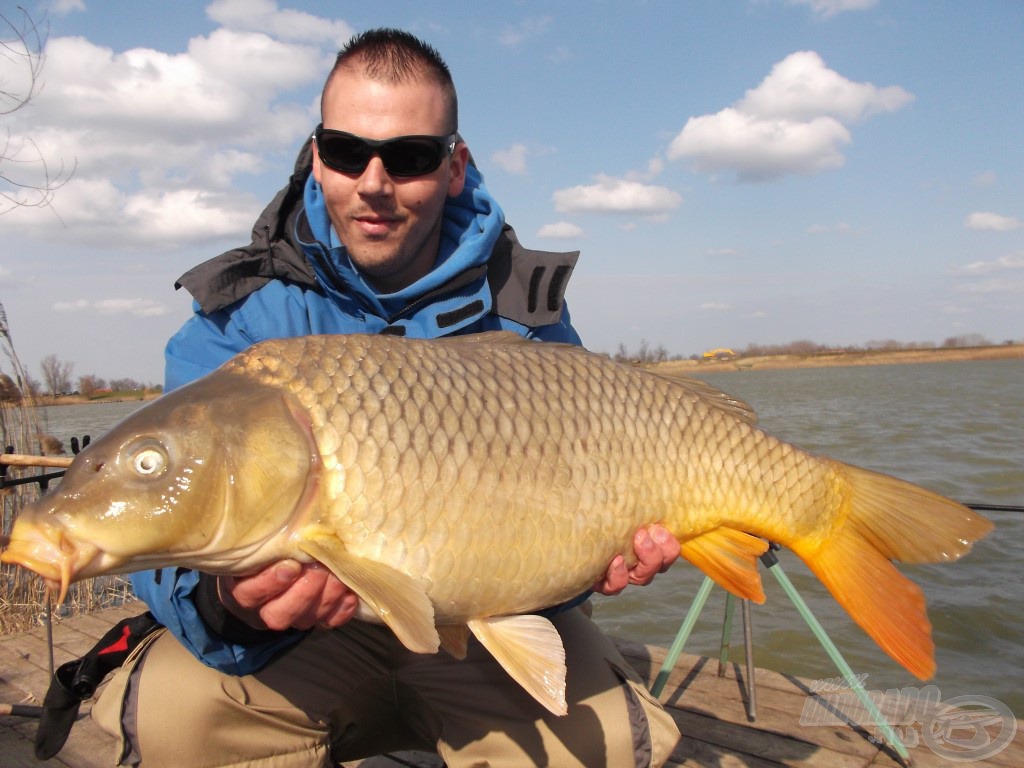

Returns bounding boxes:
[34,360,1023,717]
[35,399,150,454]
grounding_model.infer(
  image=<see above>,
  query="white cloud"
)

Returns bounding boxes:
[553,175,683,215]
[31,32,320,142]
[808,221,854,234]
[48,0,86,16]
[491,144,529,175]
[965,212,1023,231]
[206,0,354,46]
[700,302,731,311]
[671,108,850,180]
[953,279,1022,295]
[787,0,879,19]
[669,51,913,182]
[537,222,584,239]
[3,11,342,247]
[121,189,260,243]
[498,17,553,47]
[971,170,997,187]
[737,51,913,124]
[954,253,1024,276]
[951,253,1024,297]
[54,298,168,317]
[626,157,666,183]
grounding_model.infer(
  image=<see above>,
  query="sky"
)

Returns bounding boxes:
[2,0,1022,386]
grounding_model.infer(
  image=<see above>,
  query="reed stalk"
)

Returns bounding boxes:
[0,301,132,635]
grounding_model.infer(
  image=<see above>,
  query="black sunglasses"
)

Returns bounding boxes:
[314,124,458,178]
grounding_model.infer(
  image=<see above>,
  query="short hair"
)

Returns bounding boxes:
[323,28,458,133]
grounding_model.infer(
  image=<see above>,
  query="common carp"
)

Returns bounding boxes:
[1,332,992,715]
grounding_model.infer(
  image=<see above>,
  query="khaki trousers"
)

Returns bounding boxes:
[93,608,680,767]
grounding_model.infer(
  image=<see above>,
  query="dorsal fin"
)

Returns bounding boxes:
[435,332,757,424]
[644,369,757,425]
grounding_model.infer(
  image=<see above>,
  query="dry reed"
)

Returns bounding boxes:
[0,301,133,635]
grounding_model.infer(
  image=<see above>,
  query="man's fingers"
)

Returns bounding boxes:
[258,564,335,630]
[650,524,678,573]
[627,529,659,585]
[317,590,360,629]
[627,526,678,585]
[593,554,629,595]
[225,560,303,611]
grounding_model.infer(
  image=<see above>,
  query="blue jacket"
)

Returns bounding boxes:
[131,150,582,675]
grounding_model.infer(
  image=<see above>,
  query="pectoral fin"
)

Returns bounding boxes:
[299,534,439,654]
[679,528,768,603]
[467,615,568,716]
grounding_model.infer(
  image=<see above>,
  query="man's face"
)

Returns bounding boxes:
[313,70,468,294]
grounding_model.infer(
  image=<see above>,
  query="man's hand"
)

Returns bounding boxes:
[218,560,359,632]
[593,524,679,596]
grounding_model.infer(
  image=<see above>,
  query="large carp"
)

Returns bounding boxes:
[1,332,992,715]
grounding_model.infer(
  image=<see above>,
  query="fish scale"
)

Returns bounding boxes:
[1,331,993,715]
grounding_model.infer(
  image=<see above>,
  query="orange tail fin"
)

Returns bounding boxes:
[795,464,993,680]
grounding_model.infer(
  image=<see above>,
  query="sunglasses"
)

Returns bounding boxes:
[314,124,458,178]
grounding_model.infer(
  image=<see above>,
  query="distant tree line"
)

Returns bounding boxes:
[612,339,675,365]
[735,334,1006,359]
[0,353,160,401]
[611,334,1017,365]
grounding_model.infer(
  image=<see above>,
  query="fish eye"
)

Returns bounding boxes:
[127,440,168,478]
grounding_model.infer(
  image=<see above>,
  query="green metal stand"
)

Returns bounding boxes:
[650,545,911,767]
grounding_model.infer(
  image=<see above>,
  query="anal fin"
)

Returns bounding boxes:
[679,528,768,603]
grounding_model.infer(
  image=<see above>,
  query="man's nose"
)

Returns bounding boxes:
[356,155,393,194]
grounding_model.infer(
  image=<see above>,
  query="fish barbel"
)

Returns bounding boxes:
[1,332,992,714]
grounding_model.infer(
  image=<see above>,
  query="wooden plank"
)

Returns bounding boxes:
[57,609,127,641]
[621,642,885,761]
[666,707,870,768]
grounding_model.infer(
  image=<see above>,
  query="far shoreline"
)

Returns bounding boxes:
[650,343,1024,375]
[31,390,162,407]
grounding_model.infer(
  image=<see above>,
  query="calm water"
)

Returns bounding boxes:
[35,399,149,454]
[35,361,1023,716]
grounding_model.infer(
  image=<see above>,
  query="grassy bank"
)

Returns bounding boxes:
[34,388,162,407]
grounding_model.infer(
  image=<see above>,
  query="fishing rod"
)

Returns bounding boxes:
[964,502,1024,513]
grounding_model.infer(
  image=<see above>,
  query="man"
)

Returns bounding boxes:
[94,29,681,767]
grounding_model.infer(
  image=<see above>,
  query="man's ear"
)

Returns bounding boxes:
[311,141,323,185]
[447,142,470,197]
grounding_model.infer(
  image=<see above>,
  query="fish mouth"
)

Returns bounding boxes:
[0,522,101,603]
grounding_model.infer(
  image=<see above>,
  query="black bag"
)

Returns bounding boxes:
[35,611,162,760]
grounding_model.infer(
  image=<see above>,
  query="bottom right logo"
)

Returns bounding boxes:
[921,695,1017,762]
[800,681,1017,762]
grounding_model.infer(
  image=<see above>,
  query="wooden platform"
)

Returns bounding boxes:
[2,602,1020,767]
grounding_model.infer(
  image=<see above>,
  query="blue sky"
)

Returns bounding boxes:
[2,0,1022,385]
